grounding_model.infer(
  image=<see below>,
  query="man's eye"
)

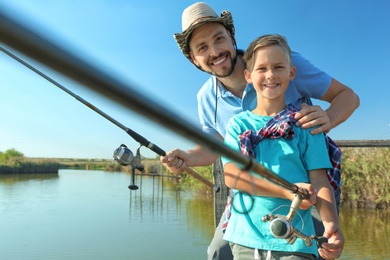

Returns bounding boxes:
[216,36,224,42]
[198,45,207,52]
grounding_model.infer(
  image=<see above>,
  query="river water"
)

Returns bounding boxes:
[0,170,388,260]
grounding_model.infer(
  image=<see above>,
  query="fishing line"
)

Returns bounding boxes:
[228,167,258,214]
[0,46,219,192]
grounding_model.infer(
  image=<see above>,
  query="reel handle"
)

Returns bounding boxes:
[128,164,139,190]
[312,236,328,248]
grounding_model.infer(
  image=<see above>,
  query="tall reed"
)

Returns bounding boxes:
[341,147,390,209]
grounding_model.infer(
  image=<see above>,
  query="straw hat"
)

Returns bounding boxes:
[174,2,235,62]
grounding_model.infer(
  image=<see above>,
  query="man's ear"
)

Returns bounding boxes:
[244,69,252,84]
[228,31,237,47]
[289,66,296,80]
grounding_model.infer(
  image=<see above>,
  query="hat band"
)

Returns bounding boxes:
[189,16,218,28]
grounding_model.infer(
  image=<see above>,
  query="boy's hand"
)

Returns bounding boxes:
[293,182,317,210]
[318,223,344,259]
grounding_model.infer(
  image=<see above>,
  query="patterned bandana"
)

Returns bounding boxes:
[239,104,297,159]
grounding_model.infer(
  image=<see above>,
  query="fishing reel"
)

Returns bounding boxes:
[262,194,328,248]
[113,144,144,190]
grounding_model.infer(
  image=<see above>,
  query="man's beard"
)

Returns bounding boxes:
[204,50,238,78]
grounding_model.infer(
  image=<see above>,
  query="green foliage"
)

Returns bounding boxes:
[0,148,24,162]
[165,165,214,194]
[340,147,390,209]
[145,163,164,174]
[0,148,60,174]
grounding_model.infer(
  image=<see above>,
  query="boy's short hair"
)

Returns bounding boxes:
[243,34,292,71]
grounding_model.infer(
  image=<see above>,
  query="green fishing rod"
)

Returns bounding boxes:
[0,46,219,192]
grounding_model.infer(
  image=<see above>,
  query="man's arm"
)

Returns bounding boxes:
[322,78,360,129]
[295,78,360,134]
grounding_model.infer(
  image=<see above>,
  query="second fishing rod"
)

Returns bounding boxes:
[0,47,220,192]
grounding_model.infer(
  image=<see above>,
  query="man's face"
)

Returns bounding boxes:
[189,22,236,77]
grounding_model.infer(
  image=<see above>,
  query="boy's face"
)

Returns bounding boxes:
[244,45,296,101]
[189,22,236,77]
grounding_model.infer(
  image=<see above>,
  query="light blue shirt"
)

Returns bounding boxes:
[222,111,332,256]
[197,51,332,138]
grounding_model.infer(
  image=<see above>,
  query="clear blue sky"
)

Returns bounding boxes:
[1,0,389,159]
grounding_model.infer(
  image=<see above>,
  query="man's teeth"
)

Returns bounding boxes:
[213,57,226,65]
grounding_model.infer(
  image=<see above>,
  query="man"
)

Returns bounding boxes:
[161,2,359,260]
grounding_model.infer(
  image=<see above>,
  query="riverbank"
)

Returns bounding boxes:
[0,155,166,176]
[1,147,389,209]
[0,149,61,174]
[0,159,60,174]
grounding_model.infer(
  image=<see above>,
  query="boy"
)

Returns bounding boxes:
[222,34,341,259]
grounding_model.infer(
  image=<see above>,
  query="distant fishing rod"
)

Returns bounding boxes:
[0,47,219,192]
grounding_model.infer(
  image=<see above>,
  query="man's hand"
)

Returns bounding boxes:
[294,103,331,135]
[159,149,188,174]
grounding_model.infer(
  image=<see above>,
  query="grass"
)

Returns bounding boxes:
[166,165,215,194]
[340,147,390,209]
[0,157,61,174]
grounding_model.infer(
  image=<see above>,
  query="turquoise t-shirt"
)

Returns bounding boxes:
[222,110,332,256]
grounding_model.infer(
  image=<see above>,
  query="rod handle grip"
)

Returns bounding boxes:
[185,167,220,192]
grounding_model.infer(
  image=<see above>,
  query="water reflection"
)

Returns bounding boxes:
[125,172,215,259]
[339,207,390,259]
[128,173,214,236]
[0,170,388,259]
[0,170,216,259]
[0,173,58,184]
